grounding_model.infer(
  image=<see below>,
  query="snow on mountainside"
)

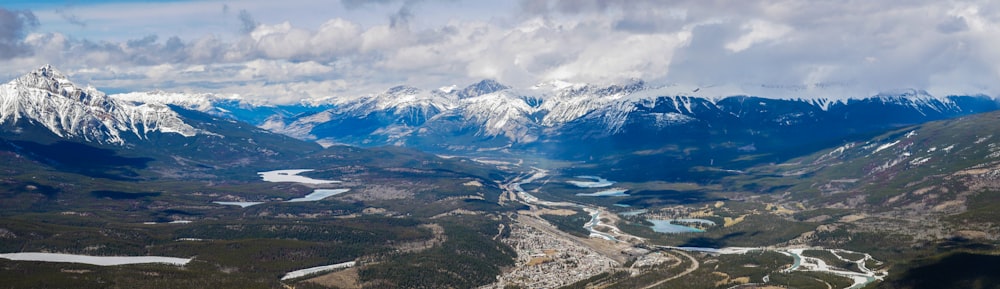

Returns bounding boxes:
[260,110,332,140]
[536,80,647,127]
[111,91,228,113]
[868,89,959,115]
[0,65,206,144]
[263,81,538,143]
[73,72,999,155]
[341,85,457,122]
[256,79,999,150]
[458,79,510,99]
[453,90,536,141]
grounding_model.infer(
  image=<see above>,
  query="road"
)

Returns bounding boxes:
[641,249,699,289]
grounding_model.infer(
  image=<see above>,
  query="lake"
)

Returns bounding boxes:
[647,219,705,233]
[218,169,351,205]
[258,169,341,184]
[619,209,648,216]
[0,252,191,266]
[567,176,615,188]
[576,188,629,197]
[213,201,265,208]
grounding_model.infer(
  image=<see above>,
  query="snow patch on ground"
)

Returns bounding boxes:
[281,261,355,281]
[286,189,350,202]
[909,157,931,166]
[874,140,900,154]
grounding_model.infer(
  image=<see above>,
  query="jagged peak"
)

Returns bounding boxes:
[22,65,74,86]
[595,79,646,96]
[458,79,509,99]
[10,65,107,105]
[34,64,63,78]
[385,85,421,95]
[540,78,648,100]
[1,65,206,144]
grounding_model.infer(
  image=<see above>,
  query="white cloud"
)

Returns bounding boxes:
[2,0,1000,102]
[238,60,333,81]
[312,18,362,55]
[724,20,791,53]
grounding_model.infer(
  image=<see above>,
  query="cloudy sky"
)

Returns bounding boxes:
[1,0,999,103]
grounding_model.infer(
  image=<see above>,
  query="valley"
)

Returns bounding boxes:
[1,66,999,289]
[482,164,889,289]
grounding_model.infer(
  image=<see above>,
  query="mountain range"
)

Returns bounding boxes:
[0,66,323,179]
[111,76,1000,182]
[0,65,206,145]
[3,65,1000,288]
[3,65,999,182]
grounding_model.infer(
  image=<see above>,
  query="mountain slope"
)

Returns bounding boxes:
[0,66,206,145]
[739,109,1000,214]
[0,66,324,176]
[721,106,1000,289]
[280,81,996,156]
[106,77,1000,182]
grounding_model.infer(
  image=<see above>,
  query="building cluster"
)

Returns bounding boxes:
[481,222,616,288]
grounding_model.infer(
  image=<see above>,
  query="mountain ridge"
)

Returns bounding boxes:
[0,65,327,174]
[0,65,207,145]
[101,75,1000,179]
[10,65,998,182]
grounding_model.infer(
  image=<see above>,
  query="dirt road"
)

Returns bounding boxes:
[641,250,699,289]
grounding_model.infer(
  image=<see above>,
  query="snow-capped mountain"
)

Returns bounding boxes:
[0,65,206,144]
[111,90,336,140]
[535,79,647,127]
[86,73,1000,179]
[0,66,327,172]
[458,79,510,99]
[271,80,996,153]
[454,90,537,141]
[112,90,222,113]
[247,80,999,181]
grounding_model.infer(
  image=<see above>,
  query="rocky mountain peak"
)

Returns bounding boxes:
[459,79,509,99]
[385,85,421,95]
[1,65,205,144]
[12,65,105,106]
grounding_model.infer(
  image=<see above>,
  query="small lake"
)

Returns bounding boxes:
[213,201,265,208]
[0,252,191,266]
[258,169,341,184]
[230,169,351,205]
[647,219,705,233]
[619,209,648,216]
[567,176,615,188]
[286,189,350,202]
[576,188,629,197]
[142,220,192,225]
